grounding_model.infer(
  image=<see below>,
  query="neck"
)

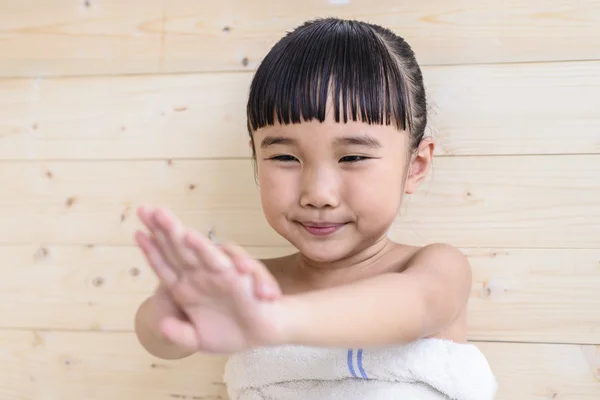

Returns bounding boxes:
[294,235,395,288]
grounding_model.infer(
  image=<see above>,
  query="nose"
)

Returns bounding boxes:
[299,165,340,209]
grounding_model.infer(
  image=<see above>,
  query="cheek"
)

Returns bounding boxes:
[347,163,405,218]
[257,164,296,213]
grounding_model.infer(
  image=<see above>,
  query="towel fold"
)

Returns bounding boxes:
[223,338,497,399]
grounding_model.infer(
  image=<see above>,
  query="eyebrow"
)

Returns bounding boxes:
[260,136,297,149]
[334,136,382,148]
[260,135,381,149]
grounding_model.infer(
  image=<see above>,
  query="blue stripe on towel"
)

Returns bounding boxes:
[347,349,358,377]
[357,348,368,379]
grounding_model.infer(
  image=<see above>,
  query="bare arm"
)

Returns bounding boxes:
[132,206,471,353]
[274,243,472,348]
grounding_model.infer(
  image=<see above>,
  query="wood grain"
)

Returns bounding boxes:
[1,61,599,159]
[0,156,597,248]
[0,329,598,399]
[163,0,600,72]
[1,244,598,345]
[3,1,599,77]
[464,247,600,344]
[0,0,164,78]
[0,329,228,400]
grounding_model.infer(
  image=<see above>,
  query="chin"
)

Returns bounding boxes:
[291,239,355,264]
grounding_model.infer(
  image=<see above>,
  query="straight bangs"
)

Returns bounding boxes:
[247,19,413,134]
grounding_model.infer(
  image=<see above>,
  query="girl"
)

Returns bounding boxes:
[134,17,489,399]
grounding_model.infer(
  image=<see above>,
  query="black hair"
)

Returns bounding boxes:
[247,17,427,155]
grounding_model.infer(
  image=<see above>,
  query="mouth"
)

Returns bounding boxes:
[296,221,347,236]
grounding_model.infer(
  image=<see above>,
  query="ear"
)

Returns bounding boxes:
[404,137,434,194]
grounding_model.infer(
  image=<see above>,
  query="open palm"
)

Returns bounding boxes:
[135,206,284,353]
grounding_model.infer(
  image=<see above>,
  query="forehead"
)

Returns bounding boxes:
[253,117,408,149]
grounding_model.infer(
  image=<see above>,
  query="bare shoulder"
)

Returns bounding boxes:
[406,243,471,295]
[407,243,471,275]
[403,243,472,341]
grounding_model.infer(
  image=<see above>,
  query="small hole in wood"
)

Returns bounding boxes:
[129,267,140,276]
[65,196,77,208]
[33,247,49,261]
[482,286,491,298]
[241,57,249,67]
[92,277,104,287]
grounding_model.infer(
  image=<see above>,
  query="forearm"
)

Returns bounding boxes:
[134,296,196,360]
[276,273,435,348]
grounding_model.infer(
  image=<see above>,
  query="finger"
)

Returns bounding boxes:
[138,206,180,267]
[134,230,179,285]
[220,243,282,300]
[145,208,191,273]
[153,207,198,268]
[183,229,234,273]
[219,243,253,275]
[159,316,200,351]
[137,205,155,229]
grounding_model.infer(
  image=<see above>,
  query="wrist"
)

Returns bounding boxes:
[266,295,306,347]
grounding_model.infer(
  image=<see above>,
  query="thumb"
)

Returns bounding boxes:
[159,316,201,351]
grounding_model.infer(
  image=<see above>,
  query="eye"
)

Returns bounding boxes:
[267,155,298,162]
[339,155,370,163]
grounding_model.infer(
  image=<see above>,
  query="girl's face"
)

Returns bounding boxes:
[252,109,433,264]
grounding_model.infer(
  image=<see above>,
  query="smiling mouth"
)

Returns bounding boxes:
[297,221,346,236]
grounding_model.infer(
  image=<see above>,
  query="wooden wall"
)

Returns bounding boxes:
[1,1,599,399]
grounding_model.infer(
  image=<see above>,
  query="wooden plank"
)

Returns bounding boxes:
[0,330,228,399]
[477,342,600,400]
[0,0,164,78]
[2,1,600,77]
[465,248,600,344]
[0,72,251,160]
[166,0,600,72]
[0,330,598,399]
[1,245,599,345]
[0,156,597,248]
[1,61,599,160]
[425,61,600,156]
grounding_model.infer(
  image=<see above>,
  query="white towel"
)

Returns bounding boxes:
[223,338,498,399]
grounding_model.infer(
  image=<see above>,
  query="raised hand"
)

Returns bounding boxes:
[134,206,285,354]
